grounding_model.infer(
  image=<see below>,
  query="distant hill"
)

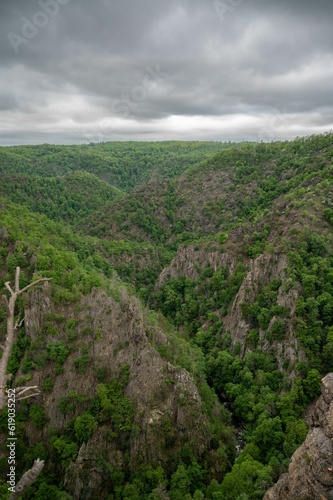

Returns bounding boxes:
[0,140,240,191]
[0,170,123,225]
[83,133,333,247]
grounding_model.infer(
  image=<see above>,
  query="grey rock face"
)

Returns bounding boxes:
[264,373,333,500]
[157,245,305,372]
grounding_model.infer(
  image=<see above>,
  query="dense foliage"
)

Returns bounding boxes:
[0,134,333,498]
[0,171,122,225]
[0,141,235,191]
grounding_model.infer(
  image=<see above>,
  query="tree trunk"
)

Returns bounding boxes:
[0,296,15,410]
[0,267,51,410]
[0,268,51,498]
[8,459,44,500]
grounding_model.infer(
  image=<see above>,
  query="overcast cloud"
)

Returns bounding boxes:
[0,0,333,145]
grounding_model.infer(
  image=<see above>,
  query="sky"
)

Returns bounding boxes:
[0,0,333,145]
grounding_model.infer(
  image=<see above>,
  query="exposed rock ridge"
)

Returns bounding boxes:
[223,253,304,372]
[20,286,220,498]
[157,246,304,371]
[264,373,333,500]
[156,244,238,287]
[223,254,289,350]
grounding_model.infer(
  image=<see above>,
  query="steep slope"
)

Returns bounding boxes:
[0,171,123,225]
[0,134,333,498]
[264,373,333,500]
[21,284,231,498]
[0,141,237,191]
[85,133,333,246]
[155,245,303,373]
[0,198,233,498]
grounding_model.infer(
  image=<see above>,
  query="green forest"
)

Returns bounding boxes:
[0,134,333,499]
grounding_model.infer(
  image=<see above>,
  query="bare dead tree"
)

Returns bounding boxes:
[0,266,51,411]
[8,459,45,500]
[0,267,51,498]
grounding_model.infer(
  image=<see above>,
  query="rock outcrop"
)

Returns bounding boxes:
[223,253,290,352]
[223,253,305,372]
[156,244,238,287]
[156,245,305,372]
[264,373,333,500]
[14,283,228,498]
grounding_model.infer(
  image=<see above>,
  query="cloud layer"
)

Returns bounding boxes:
[1,0,333,144]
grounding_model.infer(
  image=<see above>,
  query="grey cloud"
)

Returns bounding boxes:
[0,0,333,144]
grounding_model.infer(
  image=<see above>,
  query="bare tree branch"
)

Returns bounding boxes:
[19,277,52,297]
[16,391,41,402]
[0,267,51,411]
[16,386,41,401]
[9,458,44,500]
[14,316,25,331]
[4,282,14,295]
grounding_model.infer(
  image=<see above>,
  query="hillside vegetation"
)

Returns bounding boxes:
[0,141,236,190]
[0,133,333,499]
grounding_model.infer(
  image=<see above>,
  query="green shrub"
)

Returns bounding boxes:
[74,413,98,443]
[29,404,47,429]
[46,342,69,365]
[52,437,78,467]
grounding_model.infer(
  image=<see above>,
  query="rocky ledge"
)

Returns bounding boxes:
[264,373,333,500]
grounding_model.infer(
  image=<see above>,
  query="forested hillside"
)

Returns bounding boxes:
[0,142,235,191]
[0,134,333,499]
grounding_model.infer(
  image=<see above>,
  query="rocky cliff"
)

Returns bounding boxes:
[264,373,333,500]
[156,244,238,286]
[223,252,305,373]
[9,281,231,498]
[156,243,305,373]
